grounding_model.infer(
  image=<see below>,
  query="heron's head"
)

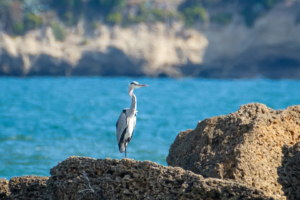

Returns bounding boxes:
[128,81,148,93]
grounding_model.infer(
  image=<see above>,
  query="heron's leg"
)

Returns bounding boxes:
[125,146,127,158]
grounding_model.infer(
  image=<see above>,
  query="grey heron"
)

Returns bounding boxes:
[116,81,148,158]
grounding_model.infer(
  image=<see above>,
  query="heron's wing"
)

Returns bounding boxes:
[116,109,128,144]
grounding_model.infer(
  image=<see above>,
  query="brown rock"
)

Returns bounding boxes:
[167,103,300,198]
[0,178,10,199]
[47,156,274,200]
[8,176,49,200]
[278,142,300,200]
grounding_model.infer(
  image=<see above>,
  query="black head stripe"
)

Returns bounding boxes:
[130,81,138,85]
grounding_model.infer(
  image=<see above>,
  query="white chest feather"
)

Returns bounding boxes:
[125,116,136,139]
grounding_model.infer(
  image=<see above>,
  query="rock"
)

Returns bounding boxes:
[185,1,300,79]
[167,103,300,198]
[1,1,300,78]
[278,142,300,200]
[0,22,208,78]
[0,49,24,76]
[0,178,10,199]
[8,176,49,200]
[47,156,274,200]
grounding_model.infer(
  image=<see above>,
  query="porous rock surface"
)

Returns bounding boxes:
[8,176,49,200]
[47,156,274,200]
[277,142,300,200]
[0,179,10,199]
[167,103,300,198]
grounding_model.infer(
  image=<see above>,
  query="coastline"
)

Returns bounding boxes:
[1,2,300,79]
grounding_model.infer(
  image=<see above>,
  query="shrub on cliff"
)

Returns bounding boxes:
[210,13,232,25]
[51,0,82,12]
[240,0,280,27]
[12,22,24,35]
[89,0,126,16]
[106,12,122,25]
[11,13,42,36]
[24,13,43,31]
[181,7,208,26]
[152,8,167,22]
[178,0,208,26]
[123,3,179,26]
[0,0,283,36]
[63,11,77,27]
[50,22,66,41]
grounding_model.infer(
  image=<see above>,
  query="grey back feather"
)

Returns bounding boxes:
[116,109,128,145]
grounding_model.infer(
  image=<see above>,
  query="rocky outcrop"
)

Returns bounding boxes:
[0,23,207,77]
[1,2,300,78]
[167,103,300,199]
[0,157,276,200]
[278,142,300,200]
[47,156,274,200]
[182,1,300,79]
[8,176,49,200]
[0,179,10,199]
[0,176,48,200]
[1,103,299,199]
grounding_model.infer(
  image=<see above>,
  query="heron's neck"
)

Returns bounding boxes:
[129,90,137,116]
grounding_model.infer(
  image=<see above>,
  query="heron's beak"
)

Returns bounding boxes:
[138,84,148,87]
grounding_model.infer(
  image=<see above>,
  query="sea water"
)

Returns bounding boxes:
[0,77,299,179]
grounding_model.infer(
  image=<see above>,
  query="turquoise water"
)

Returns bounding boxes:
[0,77,299,179]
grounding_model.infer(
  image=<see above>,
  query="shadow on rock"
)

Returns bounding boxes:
[277,142,300,200]
[27,54,72,76]
[72,47,145,76]
[0,49,24,76]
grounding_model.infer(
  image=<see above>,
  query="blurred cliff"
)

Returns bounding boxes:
[0,0,300,78]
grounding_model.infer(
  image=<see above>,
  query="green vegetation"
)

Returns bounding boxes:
[124,3,149,25]
[0,0,283,36]
[178,0,281,27]
[81,38,88,45]
[240,0,280,27]
[63,11,77,27]
[12,22,24,35]
[106,12,122,25]
[211,13,232,25]
[181,7,208,26]
[0,0,43,35]
[123,3,178,26]
[51,0,82,11]
[11,13,42,35]
[50,22,66,41]
[152,9,168,22]
[24,13,42,31]
[92,0,126,15]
